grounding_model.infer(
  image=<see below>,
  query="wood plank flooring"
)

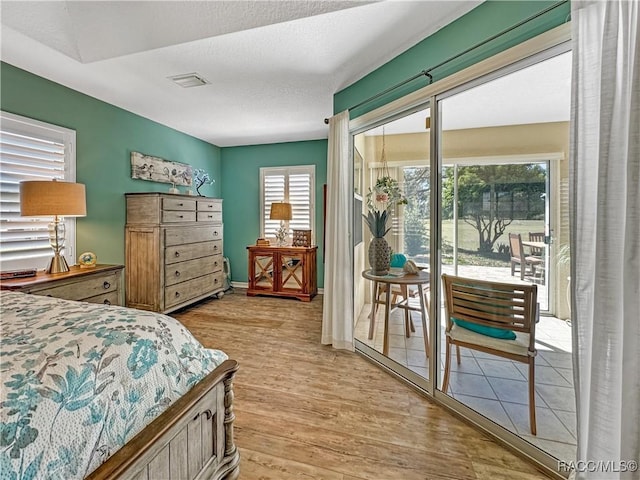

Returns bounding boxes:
[174,289,548,480]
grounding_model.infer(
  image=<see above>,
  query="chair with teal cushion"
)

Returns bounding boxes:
[453,318,516,340]
[442,274,539,435]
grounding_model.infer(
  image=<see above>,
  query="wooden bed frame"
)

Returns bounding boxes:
[86,359,240,480]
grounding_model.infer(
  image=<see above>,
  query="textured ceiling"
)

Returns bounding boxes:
[0,0,482,146]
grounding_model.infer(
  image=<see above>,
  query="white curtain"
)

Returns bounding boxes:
[322,110,354,350]
[570,1,639,478]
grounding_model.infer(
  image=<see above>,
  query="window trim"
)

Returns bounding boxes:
[0,111,77,270]
[260,165,316,244]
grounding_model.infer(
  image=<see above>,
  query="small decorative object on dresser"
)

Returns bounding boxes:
[125,193,224,313]
[292,229,312,247]
[78,251,97,268]
[193,168,215,196]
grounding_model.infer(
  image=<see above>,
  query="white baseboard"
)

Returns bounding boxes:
[230,281,323,295]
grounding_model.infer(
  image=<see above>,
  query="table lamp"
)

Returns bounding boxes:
[20,180,87,273]
[269,202,292,246]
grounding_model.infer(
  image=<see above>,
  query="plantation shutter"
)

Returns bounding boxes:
[289,173,312,231]
[261,166,315,242]
[0,112,76,270]
[263,173,286,238]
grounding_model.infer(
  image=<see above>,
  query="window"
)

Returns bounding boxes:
[0,112,77,270]
[260,166,315,242]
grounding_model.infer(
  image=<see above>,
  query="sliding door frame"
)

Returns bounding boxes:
[350,23,571,479]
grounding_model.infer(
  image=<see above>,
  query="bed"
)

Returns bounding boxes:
[0,291,240,480]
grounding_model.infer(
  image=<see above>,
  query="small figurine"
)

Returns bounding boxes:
[193,168,215,196]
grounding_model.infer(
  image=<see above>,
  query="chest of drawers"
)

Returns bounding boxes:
[0,264,124,306]
[125,193,224,313]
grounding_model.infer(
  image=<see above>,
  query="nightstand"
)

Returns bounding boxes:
[247,245,317,301]
[0,264,124,306]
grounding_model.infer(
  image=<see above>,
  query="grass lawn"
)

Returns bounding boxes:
[406,219,545,267]
[441,219,545,252]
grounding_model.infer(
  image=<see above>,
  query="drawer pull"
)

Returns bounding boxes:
[214,231,219,237]
[214,261,218,267]
[214,278,218,284]
[208,215,213,219]
[175,251,181,258]
[103,281,111,289]
[178,215,184,219]
[175,271,181,277]
[178,203,184,206]
[214,245,218,251]
[175,292,181,298]
[103,299,111,306]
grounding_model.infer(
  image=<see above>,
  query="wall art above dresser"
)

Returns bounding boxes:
[130,151,193,186]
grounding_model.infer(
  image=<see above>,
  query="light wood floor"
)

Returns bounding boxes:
[175,289,548,480]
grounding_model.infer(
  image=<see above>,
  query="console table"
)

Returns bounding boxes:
[247,245,317,301]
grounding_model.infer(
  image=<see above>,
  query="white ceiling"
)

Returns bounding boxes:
[0,0,482,147]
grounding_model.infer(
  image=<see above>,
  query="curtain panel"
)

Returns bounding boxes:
[321,110,354,350]
[570,1,640,478]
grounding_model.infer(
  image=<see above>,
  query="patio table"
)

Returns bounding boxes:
[362,268,430,358]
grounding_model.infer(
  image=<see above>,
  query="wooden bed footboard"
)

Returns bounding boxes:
[86,359,240,480]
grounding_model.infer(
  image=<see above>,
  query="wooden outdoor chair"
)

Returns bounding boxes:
[528,232,545,257]
[441,274,539,435]
[509,233,543,281]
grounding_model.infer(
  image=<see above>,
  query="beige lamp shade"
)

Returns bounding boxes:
[269,202,292,221]
[20,180,87,217]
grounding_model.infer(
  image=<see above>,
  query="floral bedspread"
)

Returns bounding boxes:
[0,291,227,480]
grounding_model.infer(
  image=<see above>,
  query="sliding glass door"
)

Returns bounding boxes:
[352,45,575,471]
[352,106,433,390]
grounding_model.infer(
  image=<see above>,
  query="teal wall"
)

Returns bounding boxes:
[335,0,570,116]
[220,140,327,287]
[1,62,221,265]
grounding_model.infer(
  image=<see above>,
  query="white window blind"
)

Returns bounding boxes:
[0,112,76,271]
[260,166,315,242]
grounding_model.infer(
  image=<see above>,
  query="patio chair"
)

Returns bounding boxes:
[509,233,543,281]
[441,274,539,435]
[528,232,545,257]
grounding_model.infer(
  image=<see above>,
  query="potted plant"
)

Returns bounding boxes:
[366,176,408,212]
[363,209,392,275]
[363,176,407,275]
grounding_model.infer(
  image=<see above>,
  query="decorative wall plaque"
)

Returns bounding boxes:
[131,151,193,186]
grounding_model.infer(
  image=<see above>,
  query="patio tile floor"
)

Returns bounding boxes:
[355,298,577,463]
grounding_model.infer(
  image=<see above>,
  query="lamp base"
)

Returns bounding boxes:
[274,225,289,246]
[46,254,70,274]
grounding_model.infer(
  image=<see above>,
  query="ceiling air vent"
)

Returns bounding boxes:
[168,73,210,88]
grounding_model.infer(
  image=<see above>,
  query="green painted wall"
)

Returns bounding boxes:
[220,140,327,287]
[335,0,570,116]
[1,62,221,265]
